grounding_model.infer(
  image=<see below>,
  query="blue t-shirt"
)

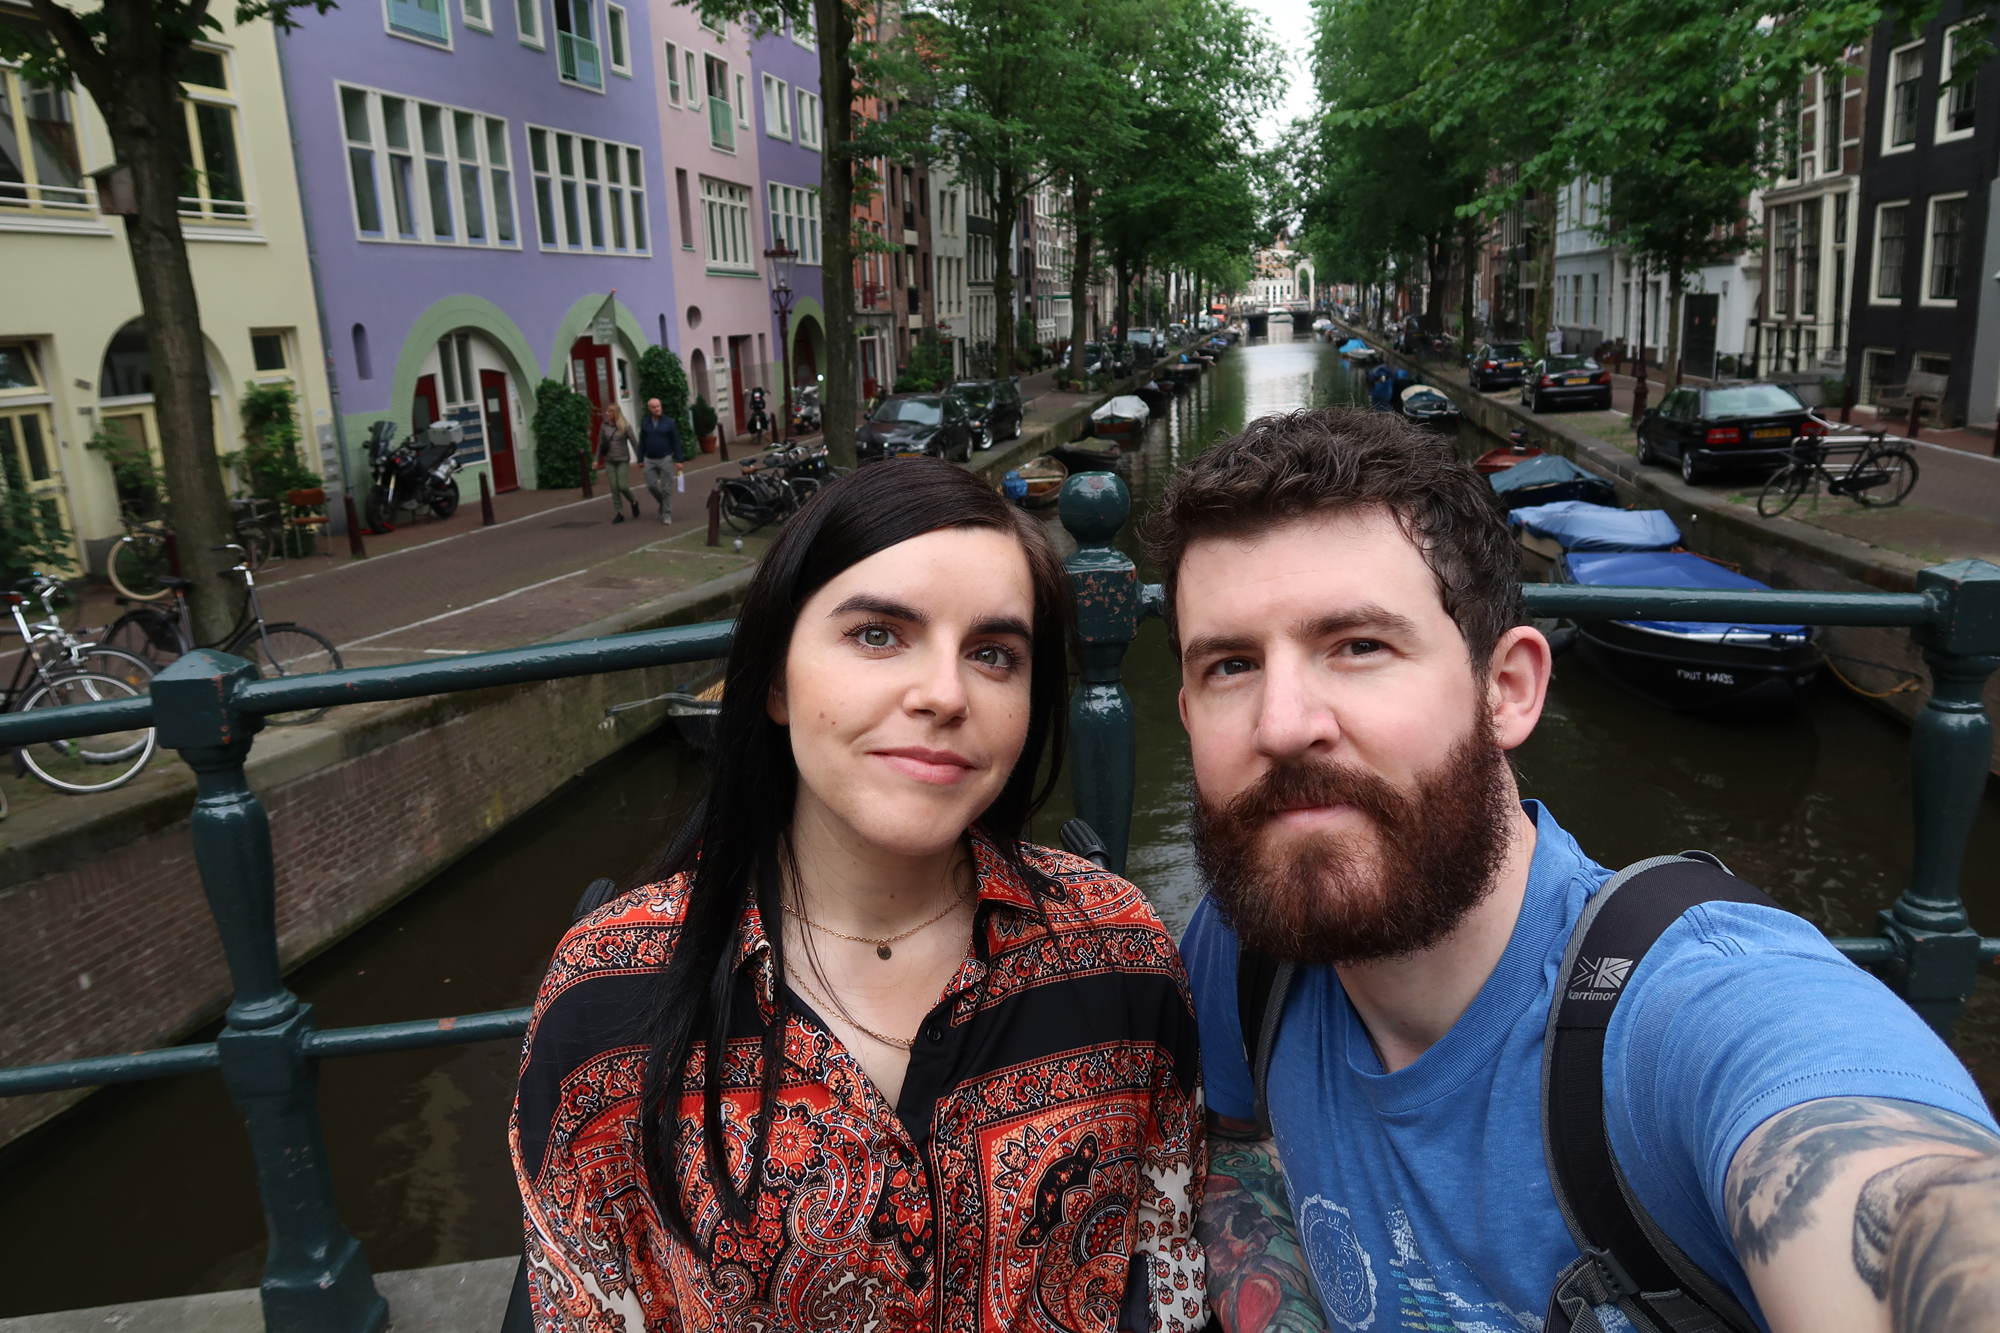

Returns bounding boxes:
[1182,801,1995,1332]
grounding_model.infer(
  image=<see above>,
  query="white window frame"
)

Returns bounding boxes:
[735,73,749,129]
[606,4,630,76]
[461,0,492,31]
[767,181,820,264]
[1921,191,1969,307]
[1871,199,1911,304]
[1884,40,1923,154]
[685,50,703,108]
[796,89,821,150]
[0,67,103,226]
[791,12,815,48]
[700,175,755,273]
[552,0,604,91]
[515,0,543,47]
[664,40,681,104]
[1937,22,1978,144]
[526,122,649,255]
[383,0,454,48]
[763,74,791,139]
[699,12,724,34]
[340,84,521,250]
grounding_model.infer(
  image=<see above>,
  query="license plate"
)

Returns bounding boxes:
[1752,426,1791,438]
[1565,377,1588,385]
[1503,362,1523,369]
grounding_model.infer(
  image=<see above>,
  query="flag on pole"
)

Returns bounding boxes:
[591,291,618,346]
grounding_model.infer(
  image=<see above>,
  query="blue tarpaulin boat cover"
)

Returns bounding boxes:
[1564,550,1808,635]
[1508,501,1681,551]
[1339,338,1370,353]
[1488,452,1617,507]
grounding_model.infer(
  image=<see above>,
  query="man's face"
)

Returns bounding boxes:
[647,398,663,417]
[1176,508,1541,965]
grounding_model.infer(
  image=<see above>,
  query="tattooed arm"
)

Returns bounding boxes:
[1197,1113,1329,1333]
[1725,1096,2000,1333]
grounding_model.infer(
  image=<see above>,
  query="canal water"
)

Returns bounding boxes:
[4,318,1999,1313]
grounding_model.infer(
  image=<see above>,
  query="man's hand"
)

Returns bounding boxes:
[1199,1114,1328,1333]
[1727,1096,2000,1332]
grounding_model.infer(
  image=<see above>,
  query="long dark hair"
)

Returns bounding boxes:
[637,459,1072,1249]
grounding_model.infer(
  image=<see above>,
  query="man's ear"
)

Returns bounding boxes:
[1486,625,1551,751]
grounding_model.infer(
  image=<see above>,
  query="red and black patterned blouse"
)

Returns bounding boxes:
[510,834,1209,1332]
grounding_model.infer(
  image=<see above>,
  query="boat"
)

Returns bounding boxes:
[1398,383,1461,427]
[1016,454,1069,506]
[1475,429,1543,474]
[662,676,724,748]
[1339,337,1382,364]
[1136,383,1171,415]
[1046,442,1128,478]
[1089,394,1151,438]
[1488,452,1616,509]
[1558,548,1821,716]
[1507,499,1679,575]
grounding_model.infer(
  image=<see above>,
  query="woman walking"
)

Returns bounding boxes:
[596,404,640,523]
[511,461,1206,1331]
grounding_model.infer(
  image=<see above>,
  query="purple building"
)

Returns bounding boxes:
[747,19,826,428]
[277,0,675,495]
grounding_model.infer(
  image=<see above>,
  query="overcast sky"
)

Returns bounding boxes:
[1240,0,1319,151]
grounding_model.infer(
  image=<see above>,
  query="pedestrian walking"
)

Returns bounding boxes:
[638,397,684,524]
[596,404,640,524]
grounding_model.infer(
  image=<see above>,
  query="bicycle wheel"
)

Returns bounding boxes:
[1756,464,1815,518]
[233,520,273,570]
[108,532,176,601]
[719,483,766,535]
[234,624,342,725]
[15,671,157,793]
[71,645,156,690]
[1854,447,1920,507]
[101,608,189,672]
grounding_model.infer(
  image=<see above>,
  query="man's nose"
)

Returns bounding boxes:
[1254,652,1338,760]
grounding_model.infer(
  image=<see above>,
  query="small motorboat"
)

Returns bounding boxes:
[1507,499,1680,575]
[1488,452,1616,509]
[1089,394,1151,438]
[1046,442,1127,477]
[1339,337,1383,364]
[1399,383,1461,427]
[662,676,724,748]
[1557,548,1820,715]
[1475,429,1544,474]
[1136,383,1171,415]
[1312,317,1334,335]
[1015,454,1069,506]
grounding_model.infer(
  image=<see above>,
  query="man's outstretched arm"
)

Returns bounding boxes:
[1727,1096,2000,1333]
[1198,1113,1329,1333]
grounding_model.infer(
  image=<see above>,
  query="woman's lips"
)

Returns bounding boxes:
[872,746,978,786]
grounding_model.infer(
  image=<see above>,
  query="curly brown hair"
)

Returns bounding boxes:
[1144,406,1524,671]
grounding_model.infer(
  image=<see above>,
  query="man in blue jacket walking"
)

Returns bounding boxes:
[638,398,684,524]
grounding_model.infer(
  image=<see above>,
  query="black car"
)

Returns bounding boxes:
[950,379,1024,448]
[857,393,974,464]
[1468,342,1530,391]
[1520,355,1612,412]
[1635,383,1823,485]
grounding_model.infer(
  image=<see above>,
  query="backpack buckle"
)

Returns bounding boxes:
[1585,1245,1639,1298]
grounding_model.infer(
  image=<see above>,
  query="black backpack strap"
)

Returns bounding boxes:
[1542,854,1773,1333]
[1236,944,1294,1137]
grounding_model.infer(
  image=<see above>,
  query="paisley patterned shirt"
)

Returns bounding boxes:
[510,836,1208,1332]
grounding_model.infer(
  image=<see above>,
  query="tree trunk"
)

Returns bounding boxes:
[993,164,1018,379]
[1531,183,1557,358]
[1665,262,1685,386]
[1113,256,1131,347]
[1067,179,1092,386]
[1458,218,1479,356]
[51,0,236,643]
[1631,262,1650,422]
[817,0,859,468]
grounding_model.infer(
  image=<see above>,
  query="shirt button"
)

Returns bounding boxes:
[925,1025,945,1045]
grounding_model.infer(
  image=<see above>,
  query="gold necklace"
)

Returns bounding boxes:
[782,960,915,1051]
[782,886,970,960]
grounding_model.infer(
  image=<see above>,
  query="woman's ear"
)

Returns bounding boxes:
[767,677,790,727]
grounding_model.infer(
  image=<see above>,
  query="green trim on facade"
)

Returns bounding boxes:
[381,296,543,486]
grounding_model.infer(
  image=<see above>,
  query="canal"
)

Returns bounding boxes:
[4,317,1999,1314]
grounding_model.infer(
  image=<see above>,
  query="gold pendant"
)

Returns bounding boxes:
[877,944,893,960]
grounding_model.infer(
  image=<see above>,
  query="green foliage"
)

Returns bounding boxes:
[895,335,955,392]
[0,447,73,582]
[692,395,719,440]
[532,378,591,489]
[86,425,164,520]
[636,345,697,459]
[232,381,320,503]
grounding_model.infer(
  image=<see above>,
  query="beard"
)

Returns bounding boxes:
[1191,722,1517,966]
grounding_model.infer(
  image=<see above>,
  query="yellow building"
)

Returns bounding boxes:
[1,4,333,576]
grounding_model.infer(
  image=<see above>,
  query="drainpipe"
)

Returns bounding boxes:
[270,23,356,531]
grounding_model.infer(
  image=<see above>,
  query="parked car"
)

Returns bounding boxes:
[951,379,1024,448]
[1520,355,1613,412]
[857,393,975,464]
[1126,328,1162,361]
[1635,383,1824,484]
[1468,342,1530,391]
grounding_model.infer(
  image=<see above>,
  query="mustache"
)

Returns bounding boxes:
[1214,754,1408,833]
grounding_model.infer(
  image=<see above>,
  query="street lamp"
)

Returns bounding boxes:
[764,241,797,443]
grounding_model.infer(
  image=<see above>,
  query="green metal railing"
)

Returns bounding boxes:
[2,471,1998,1331]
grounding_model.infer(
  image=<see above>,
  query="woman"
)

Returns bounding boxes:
[511,461,1206,1332]
[597,404,639,523]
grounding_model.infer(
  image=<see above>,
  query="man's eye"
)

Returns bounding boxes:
[1214,658,1255,677]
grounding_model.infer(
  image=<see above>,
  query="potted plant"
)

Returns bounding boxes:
[692,395,719,453]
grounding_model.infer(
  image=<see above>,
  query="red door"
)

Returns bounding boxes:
[568,337,614,438]
[728,335,752,434]
[413,375,440,432]
[481,369,519,492]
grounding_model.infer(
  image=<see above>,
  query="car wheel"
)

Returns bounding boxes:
[1680,447,1704,485]
[1530,393,1544,414]
[1637,432,1657,466]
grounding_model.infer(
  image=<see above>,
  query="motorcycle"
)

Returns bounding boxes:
[792,385,822,433]
[363,419,464,533]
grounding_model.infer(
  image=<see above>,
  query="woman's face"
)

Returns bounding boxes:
[773,526,1038,860]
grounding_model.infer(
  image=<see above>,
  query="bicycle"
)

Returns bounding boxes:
[109,499,277,602]
[1755,429,1920,519]
[1,574,158,795]
[103,544,342,725]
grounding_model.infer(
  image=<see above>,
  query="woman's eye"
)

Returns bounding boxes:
[857,626,895,649]
[972,645,1016,669]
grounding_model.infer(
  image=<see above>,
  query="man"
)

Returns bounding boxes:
[638,397,684,524]
[1155,409,2000,1333]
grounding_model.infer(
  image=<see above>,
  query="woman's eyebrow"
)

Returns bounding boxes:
[971,615,1033,640]
[829,594,927,624]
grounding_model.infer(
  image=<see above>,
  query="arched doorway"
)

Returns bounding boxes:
[791,316,822,393]
[566,334,640,450]
[689,348,709,437]
[417,330,526,492]
[95,319,224,518]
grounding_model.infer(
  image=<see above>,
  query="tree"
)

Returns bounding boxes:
[636,344,696,459]
[0,0,334,642]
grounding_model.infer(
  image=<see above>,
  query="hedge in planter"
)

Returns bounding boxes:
[533,378,592,489]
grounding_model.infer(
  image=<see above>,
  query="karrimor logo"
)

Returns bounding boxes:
[1570,957,1635,992]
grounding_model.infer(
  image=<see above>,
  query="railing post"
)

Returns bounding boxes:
[1883,560,2000,1038]
[1060,472,1146,874]
[151,651,387,1333]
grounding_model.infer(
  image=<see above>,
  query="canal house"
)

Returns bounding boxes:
[276,0,673,494]
[748,16,828,415]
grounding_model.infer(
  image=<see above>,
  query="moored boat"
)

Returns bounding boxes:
[1398,383,1461,427]
[1488,452,1616,509]
[1016,454,1069,506]
[1089,394,1151,438]
[1339,337,1382,364]
[1046,442,1127,477]
[1507,499,1680,575]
